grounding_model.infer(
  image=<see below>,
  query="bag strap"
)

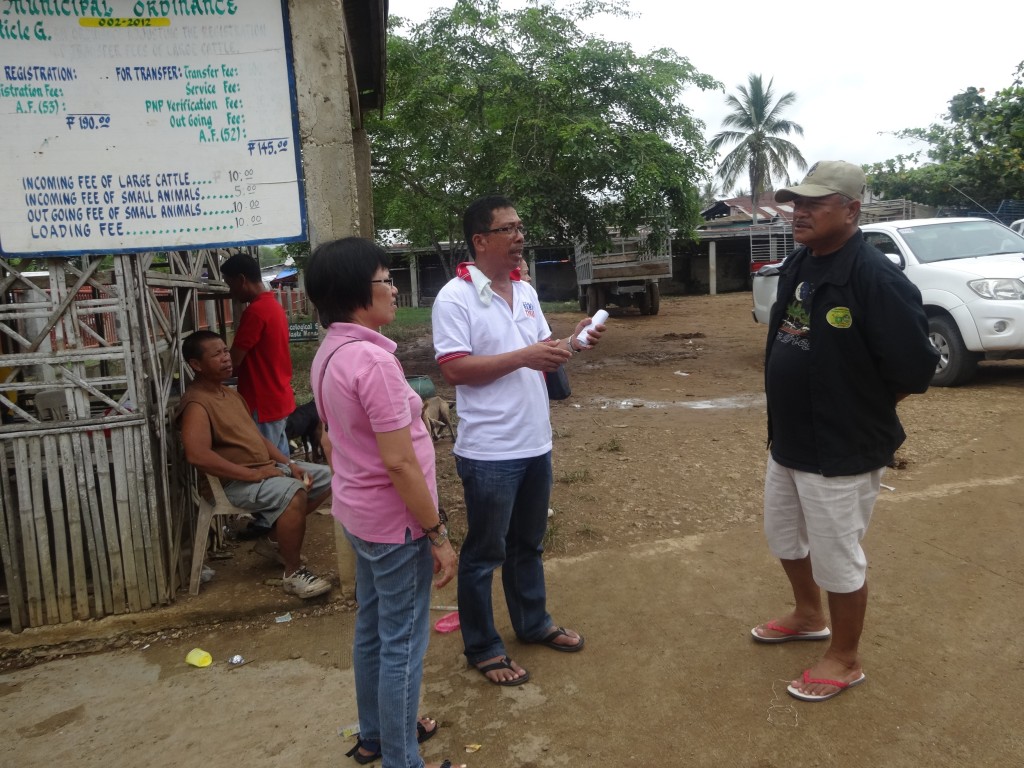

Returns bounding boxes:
[313,339,361,429]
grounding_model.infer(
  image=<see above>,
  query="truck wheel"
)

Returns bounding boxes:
[649,283,660,315]
[928,315,979,387]
[586,285,600,316]
[638,285,652,315]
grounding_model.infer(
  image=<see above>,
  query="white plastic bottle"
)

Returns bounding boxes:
[576,309,609,347]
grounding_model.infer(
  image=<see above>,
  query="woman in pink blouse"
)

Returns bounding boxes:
[307,238,461,768]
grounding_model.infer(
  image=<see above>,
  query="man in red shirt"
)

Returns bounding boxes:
[220,253,296,457]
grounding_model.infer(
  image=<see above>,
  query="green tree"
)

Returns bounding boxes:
[708,74,806,220]
[867,62,1024,207]
[369,0,719,261]
[276,241,311,271]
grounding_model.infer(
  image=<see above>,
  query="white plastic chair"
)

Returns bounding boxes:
[34,389,69,421]
[189,472,248,595]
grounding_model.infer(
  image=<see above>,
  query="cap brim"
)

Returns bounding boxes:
[775,184,839,203]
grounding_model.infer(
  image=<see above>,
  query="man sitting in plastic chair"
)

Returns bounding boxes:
[177,330,333,599]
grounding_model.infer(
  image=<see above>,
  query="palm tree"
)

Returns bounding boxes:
[709,74,807,223]
[699,179,724,208]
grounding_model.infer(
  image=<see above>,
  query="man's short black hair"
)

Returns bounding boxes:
[182,330,224,364]
[464,195,515,258]
[306,237,391,327]
[220,252,261,282]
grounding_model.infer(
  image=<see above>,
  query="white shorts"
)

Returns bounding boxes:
[763,456,883,593]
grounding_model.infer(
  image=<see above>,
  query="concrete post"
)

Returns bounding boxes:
[288,0,376,598]
[709,241,718,296]
[410,254,420,308]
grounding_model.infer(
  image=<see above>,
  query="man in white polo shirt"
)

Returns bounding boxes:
[432,195,605,686]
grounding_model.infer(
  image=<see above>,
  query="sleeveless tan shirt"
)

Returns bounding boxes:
[178,385,274,469]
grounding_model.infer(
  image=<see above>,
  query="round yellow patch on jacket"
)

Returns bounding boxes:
[826,307,853,328]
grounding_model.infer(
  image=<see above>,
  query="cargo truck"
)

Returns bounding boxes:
[574,232,671,316]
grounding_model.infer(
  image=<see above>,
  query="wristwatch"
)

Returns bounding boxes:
[423,508,449,547]
[427,527,450,548]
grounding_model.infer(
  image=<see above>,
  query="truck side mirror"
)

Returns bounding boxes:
[884,252,905,269]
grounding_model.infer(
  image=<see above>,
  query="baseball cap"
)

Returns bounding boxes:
[774,161,866,202]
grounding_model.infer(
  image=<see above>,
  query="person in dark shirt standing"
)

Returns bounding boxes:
[751,161,938,702]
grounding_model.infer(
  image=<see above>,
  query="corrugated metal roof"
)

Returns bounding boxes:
[703,192,794,224]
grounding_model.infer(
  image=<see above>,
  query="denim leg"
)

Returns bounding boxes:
[456,454,554,663]
[253,410,290,456]
[346,530,432,768]
[350,538,382,749]
[504,453,555,643]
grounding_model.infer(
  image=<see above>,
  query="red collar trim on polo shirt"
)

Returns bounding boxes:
[456,262,522,281]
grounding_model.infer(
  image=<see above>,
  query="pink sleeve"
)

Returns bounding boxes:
[355,358,414,433]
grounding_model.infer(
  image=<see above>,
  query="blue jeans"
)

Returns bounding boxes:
[253,411,289,457]
[455,453,554,664]
[345,529,432,768]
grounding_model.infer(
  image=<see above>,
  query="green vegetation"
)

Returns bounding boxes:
[382,306,433,343]
[558,468,593,485]
[542,300,582,315]
[371,0,718,257]
[289,341,318,404]
[289,301,582,403]
[289,307,433,403]
[709,73,807,201]
[867,61,1024,206]
[543,519,560,552]
[597,437,623,453]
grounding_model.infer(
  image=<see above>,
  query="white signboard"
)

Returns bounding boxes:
[0,0,306,256]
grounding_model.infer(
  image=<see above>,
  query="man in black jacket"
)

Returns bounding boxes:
[750,161,938,702]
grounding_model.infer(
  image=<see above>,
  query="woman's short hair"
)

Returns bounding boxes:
[306,237,391,326]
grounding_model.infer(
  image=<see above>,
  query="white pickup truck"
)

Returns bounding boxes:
[752,217,1024,386]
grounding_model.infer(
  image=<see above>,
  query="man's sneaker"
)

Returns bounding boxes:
[253,537,306,566]
[282,567,331,599]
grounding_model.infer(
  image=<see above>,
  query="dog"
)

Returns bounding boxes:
[285,400,325,464]
[421,396,456,442]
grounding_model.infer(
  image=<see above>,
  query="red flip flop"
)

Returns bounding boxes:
[787,669,866,702]
[434,610,460,633]
[751,619,831,644]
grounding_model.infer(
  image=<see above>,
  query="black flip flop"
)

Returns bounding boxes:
[417,717,439,744]
[536,626,585,652]
[475,655,530,686]
[345,717,439,764]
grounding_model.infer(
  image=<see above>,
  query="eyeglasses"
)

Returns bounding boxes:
[370,277,395,288]
[483,224,527,237]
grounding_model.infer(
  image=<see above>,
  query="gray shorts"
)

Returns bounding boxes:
[222,461,331,529]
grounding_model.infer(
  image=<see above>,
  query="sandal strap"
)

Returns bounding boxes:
[344,737,381,763]
[475,656,513,674]
[541,626,568,643]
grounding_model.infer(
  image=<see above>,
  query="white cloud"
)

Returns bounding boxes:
[386,0,1021,189]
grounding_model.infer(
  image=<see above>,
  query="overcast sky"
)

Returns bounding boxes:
[385,0,1021,195]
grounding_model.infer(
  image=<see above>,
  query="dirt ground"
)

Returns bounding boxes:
[3,292,1024,767]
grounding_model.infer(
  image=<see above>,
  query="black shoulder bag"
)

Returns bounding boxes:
[545,365,571,400]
